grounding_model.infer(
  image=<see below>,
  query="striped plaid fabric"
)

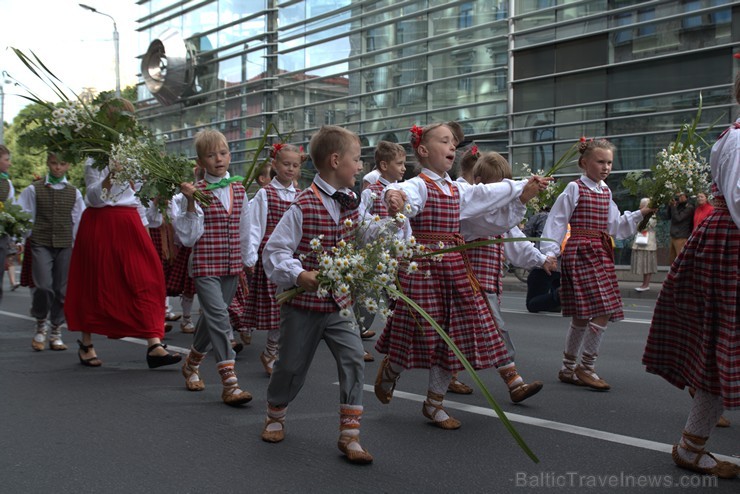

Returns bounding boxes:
[560,180,623,321]
[0,178,9,202]
[288,186,358,313]
[228,271,249,329]
[190,181,246,277]
[643,193,739,409]
[165,245,195,297]
[148,226,172,283]
[468,237,504,295]
[30,180,77,248]
[245,184,298,330]
[375,174,509,371]
[367,181,389,217]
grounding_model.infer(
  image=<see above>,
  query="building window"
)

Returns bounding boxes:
[636,8,656,38]
[459,2,473,30]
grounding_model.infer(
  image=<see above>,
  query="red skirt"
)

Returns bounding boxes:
[227,272,249,330]
[65,207,165,339]
[643,208,739,409]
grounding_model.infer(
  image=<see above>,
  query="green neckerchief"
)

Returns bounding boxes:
[47,174,65,185]
[205,175,244,190]
[0,172,9,180]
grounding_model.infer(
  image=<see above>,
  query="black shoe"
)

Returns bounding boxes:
[232,341,244,355]
[146,343,182,369]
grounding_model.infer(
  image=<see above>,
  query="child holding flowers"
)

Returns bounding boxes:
[175,129,253,407]
[541,138,653,391]
[18,153,85,352]
[642,75,740,479]
[243,142,303,376]
[376,123,549,429]
[65,99,182,369]
[261,125,373,464]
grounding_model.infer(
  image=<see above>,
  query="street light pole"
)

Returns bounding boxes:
[79,3,120,97]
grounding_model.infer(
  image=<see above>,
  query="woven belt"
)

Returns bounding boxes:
[570,228,614,260]
[414,231,481,293]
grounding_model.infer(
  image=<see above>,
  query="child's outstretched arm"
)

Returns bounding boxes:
[173,182,204,247]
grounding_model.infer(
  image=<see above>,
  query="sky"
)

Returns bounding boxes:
[0,0,141,123]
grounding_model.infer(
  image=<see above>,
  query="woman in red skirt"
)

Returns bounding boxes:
[64,100,181,369]
[642,76,740,479]
[541,138,652,390]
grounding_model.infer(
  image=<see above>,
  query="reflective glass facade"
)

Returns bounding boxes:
[134,0,739,263]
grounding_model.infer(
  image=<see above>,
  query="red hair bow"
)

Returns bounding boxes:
[410,125,424,149]
[271,142,284,159]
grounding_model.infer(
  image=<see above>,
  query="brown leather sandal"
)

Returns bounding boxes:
[374,355,400,404]
[671,430,740,479]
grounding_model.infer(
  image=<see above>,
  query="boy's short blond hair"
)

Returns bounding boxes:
[473,152,512,184]
[194,129,229,159]
[374,141,405,169]
[308,125,360,170]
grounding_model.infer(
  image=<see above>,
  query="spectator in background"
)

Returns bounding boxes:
[526,268,561,313]
[631,197,658,292]
[692,192,714,231]
[665,192,695,264]
[524,205,550,250]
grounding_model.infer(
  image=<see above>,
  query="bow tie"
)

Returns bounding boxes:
[331,190,361,210]
[205,175,244,190]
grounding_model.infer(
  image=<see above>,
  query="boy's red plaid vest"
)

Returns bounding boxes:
[190,181,246,277]
[367,181,389,217]
[289,184,358,313]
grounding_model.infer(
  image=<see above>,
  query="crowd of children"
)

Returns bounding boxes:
[1,102,736,476]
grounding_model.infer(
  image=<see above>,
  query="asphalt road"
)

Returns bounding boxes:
[1,276,737,493]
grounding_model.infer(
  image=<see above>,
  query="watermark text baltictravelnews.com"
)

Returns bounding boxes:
[513,471,719,489]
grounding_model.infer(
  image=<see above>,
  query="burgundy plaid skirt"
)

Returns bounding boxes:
[227,272,249,330]
[165,245,195,297]
[560,236,623,321]
[243,259,280,331]
[643,208,739,409]
[375,251,509,372]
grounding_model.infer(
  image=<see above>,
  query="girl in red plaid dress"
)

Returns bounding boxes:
[376,123,549,429]
[243,143,303,375]
[541,139,652,390]
[642,76,740,479]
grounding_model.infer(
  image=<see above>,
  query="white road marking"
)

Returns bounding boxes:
[500,308,651,325]
[359,385,739,464]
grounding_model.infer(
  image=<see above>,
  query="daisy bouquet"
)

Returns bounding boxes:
[623,94,715,230]
[277,203,540,463]
[0,201,33,238]
[106,133,211,215]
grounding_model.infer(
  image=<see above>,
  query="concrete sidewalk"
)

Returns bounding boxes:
[502,268,665,301]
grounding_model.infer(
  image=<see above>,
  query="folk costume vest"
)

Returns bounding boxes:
[30,179,77,248]
[190,181,246,277]
[288,183,358,313]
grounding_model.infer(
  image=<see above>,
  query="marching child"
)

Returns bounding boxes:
[261,125,372,464]
[175,129,252,406]
[356,140,407,360]
[541,138,652,390]
[0,144,16,305]
[243,142,303,375]
[458,151,555,402]
[375,123,548,428]
[18,153,85,351]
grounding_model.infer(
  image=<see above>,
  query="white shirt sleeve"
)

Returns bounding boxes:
[503,226,547,269]
[239,193,251,266]
[262,205,305,290]
[17,184,36,219]
[71,190,86,242]
[244,188,268,267]
[172,193,204,248]
[710,123,740,228]
[541,181,578,258]
[456,179,527,220]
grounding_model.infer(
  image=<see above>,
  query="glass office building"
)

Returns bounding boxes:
[134,0,739,262]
